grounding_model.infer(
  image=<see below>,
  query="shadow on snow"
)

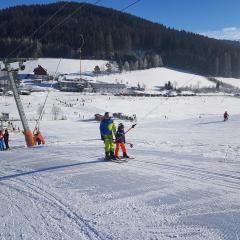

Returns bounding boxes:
[0,160,104,182]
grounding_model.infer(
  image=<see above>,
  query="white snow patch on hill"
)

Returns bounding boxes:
[20,58,108,75]
[19,58,217,91]
[216,77,240,89]
[93,67,215,90]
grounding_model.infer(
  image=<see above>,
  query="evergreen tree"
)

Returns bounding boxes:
[105,33,114,58]
[0,2,240,77]
[123,61,130,71]
[143,58,148,69]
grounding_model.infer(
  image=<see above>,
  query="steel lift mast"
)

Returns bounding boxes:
[7,62,35,147]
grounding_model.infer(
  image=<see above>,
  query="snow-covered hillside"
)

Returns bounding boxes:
[216,77,240,89]
[92,67,215,90]
[20,58,109,75]
[1,90,240,239]
[19,58,216,91]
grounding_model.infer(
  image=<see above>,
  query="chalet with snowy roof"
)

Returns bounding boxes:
[33,65,49,82]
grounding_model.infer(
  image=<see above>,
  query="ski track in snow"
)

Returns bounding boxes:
[1,93,240,239]
[0,158,111,240]
[1,142,240,240]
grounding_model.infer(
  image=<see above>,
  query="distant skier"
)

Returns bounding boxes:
[115,123,130,159]
[100,112,116,160]
[223,111,229,121]
[3,129,9,150]
[0,130,5,151]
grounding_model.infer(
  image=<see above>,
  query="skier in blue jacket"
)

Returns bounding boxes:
[0,130,5,151]
[100,112,116,160]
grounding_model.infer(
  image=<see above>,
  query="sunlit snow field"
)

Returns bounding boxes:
[1,90,240,239]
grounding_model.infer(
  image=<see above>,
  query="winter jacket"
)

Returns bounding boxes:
[4,132,9,141]
[115,129,125,143]
[0,133,5,150]
[34,131,45,145]
[100,118,116,136]
[224,112,229,118]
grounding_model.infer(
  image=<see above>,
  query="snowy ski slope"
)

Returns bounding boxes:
[1,89,240,239]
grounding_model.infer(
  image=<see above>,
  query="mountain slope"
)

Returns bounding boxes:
[1,1,240,77]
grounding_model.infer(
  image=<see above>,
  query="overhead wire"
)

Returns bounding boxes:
[9,0,102,132]
[137,74,197,124]
[31,0,103,131]
[34,58,62,131]
[5,0,139,59]
[120,0,141,11]
[5,1,71,59]
[18,0,102,58]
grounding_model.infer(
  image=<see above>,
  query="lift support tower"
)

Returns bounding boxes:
[7,63,35,147]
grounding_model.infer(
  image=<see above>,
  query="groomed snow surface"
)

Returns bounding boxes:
[1,91,240,240]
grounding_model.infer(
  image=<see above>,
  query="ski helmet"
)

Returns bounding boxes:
[104,112,110,118]
[118,123,124,129]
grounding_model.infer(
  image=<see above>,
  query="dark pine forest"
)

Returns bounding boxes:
[1,1,240,77]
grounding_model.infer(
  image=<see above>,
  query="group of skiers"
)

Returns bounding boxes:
[0,127,45,151]
[100,112,130,160]
[0,110,231,154]
[0,129,9,151]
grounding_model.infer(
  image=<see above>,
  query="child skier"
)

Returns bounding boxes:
[115,123,130,159]
[3,129,9,150]
[0,130,5,151]
[33,128,46,145]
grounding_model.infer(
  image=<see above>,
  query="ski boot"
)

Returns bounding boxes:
[123,152,130,159]
[105,152,111,161]
[110,151,117,160]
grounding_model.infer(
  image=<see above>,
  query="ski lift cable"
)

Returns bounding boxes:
[137,75,197,124]
[34,58,62,131]
[121,0,141,11]
[5,1,71,59]
[18,0,102,58]
[10,0,101,131]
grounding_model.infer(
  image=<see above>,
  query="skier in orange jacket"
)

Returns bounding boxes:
[34,129,45,145]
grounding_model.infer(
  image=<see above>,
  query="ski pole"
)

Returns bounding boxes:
[115,124,137,142]
[128,123,137,131]
[124,123,137,135]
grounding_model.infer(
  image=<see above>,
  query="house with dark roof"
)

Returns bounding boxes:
[33,65,49,82]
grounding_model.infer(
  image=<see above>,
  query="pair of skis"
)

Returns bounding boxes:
[105,156,135,163]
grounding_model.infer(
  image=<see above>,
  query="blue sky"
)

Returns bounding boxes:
[1,0,240,40]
